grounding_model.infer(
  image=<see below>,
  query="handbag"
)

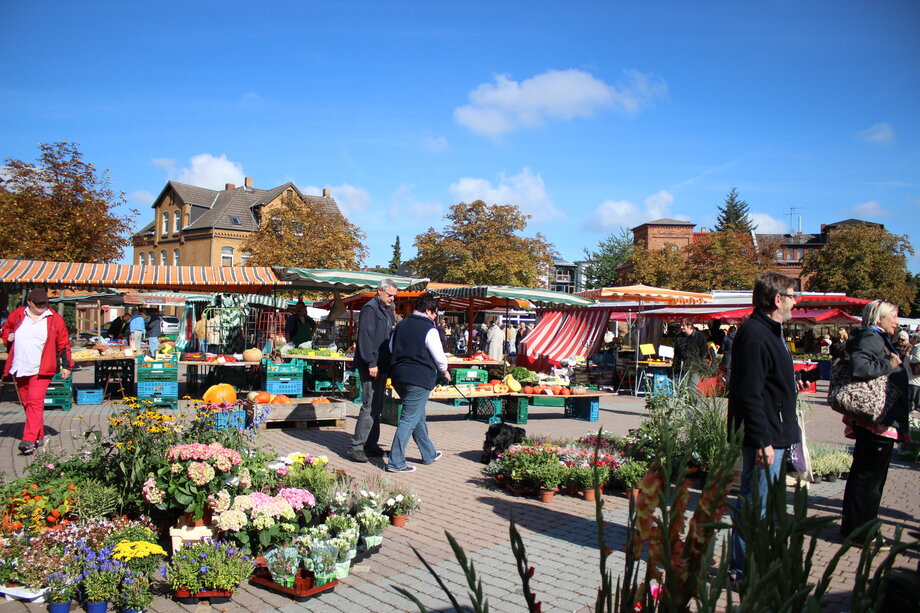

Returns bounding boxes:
[827,359,898,424]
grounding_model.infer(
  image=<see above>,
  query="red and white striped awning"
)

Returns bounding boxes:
[518,308,610,371]
[0,259,287,294]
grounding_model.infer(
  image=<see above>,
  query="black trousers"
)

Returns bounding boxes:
[840,426,894,538]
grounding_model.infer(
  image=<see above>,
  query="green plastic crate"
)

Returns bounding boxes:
[467,398,502,423]
[381,396,402,426]
[501,396,529,424]
[44,397,72,411]
[45,382,73,398]
[451,368,488,384]
[531,395,565,407]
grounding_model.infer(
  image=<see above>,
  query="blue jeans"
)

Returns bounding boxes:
[148,335,159,355]
[730,446,786,577]
[386,384,438,470]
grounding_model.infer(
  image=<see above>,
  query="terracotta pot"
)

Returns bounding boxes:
[581,488,596,502]
[390,514,407,527]
[626,488,640,501]
[565,484,579,496]
[181,508,213,528]
[538,489,555,503]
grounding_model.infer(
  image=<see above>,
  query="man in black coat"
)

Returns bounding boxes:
[727,272,803,581]
[348,279,397,463]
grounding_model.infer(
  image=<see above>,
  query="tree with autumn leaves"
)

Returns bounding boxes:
[408,201,557,287]
[241,195,367,269]
[802,224,915,313]
[0,142,136,262]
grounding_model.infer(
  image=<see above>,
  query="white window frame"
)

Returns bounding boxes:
[160,250,167,265]
[221,246,234,267]
[174,211,181,234]
[138,252,145,266]
[173,249,180,266]
[162,213,169,235]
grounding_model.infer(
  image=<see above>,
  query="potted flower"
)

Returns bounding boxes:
[307,541,338,586]
[143,442,244,523]
[526,461,565,503]
[111,541,167,577]
[263,545,300,587]
[356,508,388,549]
[114,571,152,613]
[78,544,126,613]
[324,515,359,556]
[166,539,254,604]
[614,458,650,498]
[293,526,330,573]
[45,572,78,613]
[382,490,421,527]
[328,535,355,579]
[212,488,314,554]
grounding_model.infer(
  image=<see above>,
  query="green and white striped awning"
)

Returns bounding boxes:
[432,285,595,308]
[276,268,429,292]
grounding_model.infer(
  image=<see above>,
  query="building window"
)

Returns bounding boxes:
[162,213,169,235]
[230,216,242,225]
[160,250,167,265]
[796,248,804,260]
[174,211,181,234]
[173,249,180,266]
[241,251,251,267]
[285,189,293,198]
[555,269,571,283]
[775,248,782,260]
[221,247,234,267]
[185,212,190,227]
[138,252,145,266]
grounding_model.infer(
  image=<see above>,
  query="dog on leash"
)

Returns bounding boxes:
[481,422,526,463]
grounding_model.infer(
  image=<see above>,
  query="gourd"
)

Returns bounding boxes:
[253,391,272,403]
[270,394,292,404]
[242,347,263,363]
[570,385,588,395]
[203,383,237,404]
[493,383,510,394]
[503,375,522,392]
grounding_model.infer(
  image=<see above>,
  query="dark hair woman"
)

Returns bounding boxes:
[839,299,910,548]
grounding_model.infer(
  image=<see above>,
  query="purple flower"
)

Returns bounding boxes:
[199,566,209,574]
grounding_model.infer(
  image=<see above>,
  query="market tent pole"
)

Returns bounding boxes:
[468,297,474,356]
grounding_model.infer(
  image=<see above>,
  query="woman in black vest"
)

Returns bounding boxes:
[385,293,449,473]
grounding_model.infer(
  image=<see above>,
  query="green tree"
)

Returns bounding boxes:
[683,231,777,291]
[621,244,688,289]
[714,187,755,234]
[0,142,136,262]
[389,235,402,274]
[909,272,920,318]
[241,195,367,269]
[583,228,633,289]
[801,225,915,313]
[408,200,557,286]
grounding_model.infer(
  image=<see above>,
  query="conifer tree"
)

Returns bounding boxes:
[389,236,402,274]
[714,187,755,233]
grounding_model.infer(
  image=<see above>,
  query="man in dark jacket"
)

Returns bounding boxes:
[674,319,708,388]
[727,272,803,581]
[348,279,397,462]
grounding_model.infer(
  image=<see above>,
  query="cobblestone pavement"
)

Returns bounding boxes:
[0,372,917,612]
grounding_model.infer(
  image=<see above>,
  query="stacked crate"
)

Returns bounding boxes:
[94,359,135,399]
[45,372,73,411]
[263,359,305,398]
[136,354,179,410]
[448,368,488,406]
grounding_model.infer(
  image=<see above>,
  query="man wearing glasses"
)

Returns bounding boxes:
[348,279,398,462]
[1,288,73,455]
[727,273,803,585]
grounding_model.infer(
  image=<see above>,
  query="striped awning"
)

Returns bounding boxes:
[0,259,288,293]
[433,285,594,308]
[577,284,713,305]
[276,268,429,292]
[517,308,610,370]
[313,283,531,311]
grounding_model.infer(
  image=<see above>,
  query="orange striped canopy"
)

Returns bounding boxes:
[0,259,288,294]
[576,284,713,305]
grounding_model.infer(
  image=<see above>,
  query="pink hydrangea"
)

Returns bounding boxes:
[278,488,316,511]
[187,461,215,486]
[142,477,164,505]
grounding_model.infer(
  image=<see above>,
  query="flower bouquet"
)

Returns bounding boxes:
[294,526,330,572]
[143,442,243,522]
[356,508,388,549]
[263,546,300,587]
[308,541,339,586]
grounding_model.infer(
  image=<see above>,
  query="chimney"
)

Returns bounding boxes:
[322,188,331,197]
[225,183,235,190]
[244,177,253,189]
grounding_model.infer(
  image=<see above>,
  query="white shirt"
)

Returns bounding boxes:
[390,311,448,373]
[10,309,52,377]
[909,344,920,387]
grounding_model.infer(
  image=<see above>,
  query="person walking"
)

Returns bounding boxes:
[385,292,447,472]
[194,312,208,353]
[830,328,849,362]
[505,322,518,357]
[349,279,397,463]
[727,273,803,582]
[128,310,146,352]
[839,300,910,547]
[145,310,162,355]
[486,320,503,361]
[1,288,73,455]
[721,325,737,382]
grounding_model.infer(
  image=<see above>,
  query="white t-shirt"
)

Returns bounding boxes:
[9,309,52,377]
[909,344,920,387]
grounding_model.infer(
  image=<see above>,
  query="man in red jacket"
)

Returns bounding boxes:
[1,288,73,455]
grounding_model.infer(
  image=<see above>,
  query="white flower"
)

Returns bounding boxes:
[385,497,395,506]
[395,493,404,502]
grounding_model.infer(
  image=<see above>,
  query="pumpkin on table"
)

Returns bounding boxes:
[203,383,237,404]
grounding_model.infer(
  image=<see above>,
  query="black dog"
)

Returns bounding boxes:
[481,422,526,463]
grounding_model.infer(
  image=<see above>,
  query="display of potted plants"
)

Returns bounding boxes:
[114,571,152,613]
[45,572,77,613]
[212,488,315,554]
[165,539,255,604]
[356,508,388,550]
[263,546,300,587]
[78,544,126,613]
[382,490,421,527]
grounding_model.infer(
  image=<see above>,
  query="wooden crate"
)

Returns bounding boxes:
[257,401,347,430]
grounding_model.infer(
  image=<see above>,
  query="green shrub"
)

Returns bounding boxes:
[73,479,119,521]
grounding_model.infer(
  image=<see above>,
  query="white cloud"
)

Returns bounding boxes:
[454,68,667,138]
[171,154,245,189]
[849,200,886,218]
[386,184,444,221]
[858,123,895,144]
[151,158,175,172]
[448,167,561,222]
[749,212,786,234]
[581,190,684,231]
[130,190,155,207]
[420,136,449,153]
[302,183,371,217]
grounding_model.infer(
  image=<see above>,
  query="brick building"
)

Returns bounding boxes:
[131,178,342,267]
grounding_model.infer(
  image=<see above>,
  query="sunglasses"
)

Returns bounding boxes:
[381,290,398,298]
[779,292,802,300]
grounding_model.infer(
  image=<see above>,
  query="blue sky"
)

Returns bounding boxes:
[2,1,918,272]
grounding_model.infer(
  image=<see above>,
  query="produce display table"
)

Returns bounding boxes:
[507,392,616,423]
[180,361,261,397]
[382,388,505,425]
[252,400,347,430]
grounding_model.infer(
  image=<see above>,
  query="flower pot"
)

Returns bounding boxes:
[347,548,357,560]
[362,534,383,549]
[565,484,579,496]
[812,475,823,484]
[390,514,407,527]
[826,473,838,482]
[173,588,196,605]
[538,489,555,504]
[122,609,145,613]
[493,474,506,489]
[180,508,213,528]
[85,601,109,613]
[314,573,335,587]
[334,561,351,579]
[626,488,640,501]
[581,488,596,502]
[47,602,72,613]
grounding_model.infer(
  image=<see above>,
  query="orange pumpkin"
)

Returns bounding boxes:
[489,379,501,386]
[531,385,543,395]
[270,394,292,404]
[203,383,237,404]
[253,391,272,404]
